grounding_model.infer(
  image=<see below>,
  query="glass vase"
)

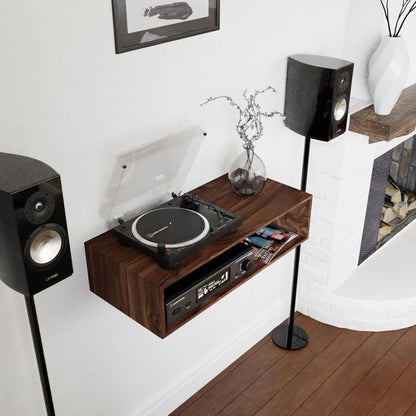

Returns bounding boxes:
[228,144,266,196]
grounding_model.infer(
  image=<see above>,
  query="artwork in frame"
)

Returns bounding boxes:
[111,0,220,53]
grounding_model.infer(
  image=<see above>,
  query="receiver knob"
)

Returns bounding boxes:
[242,259,254,272]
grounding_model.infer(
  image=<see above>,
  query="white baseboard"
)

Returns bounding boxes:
[131,300,289,416]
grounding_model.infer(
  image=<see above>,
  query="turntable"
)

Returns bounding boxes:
[104,127,242,269]
[112,193,242,269]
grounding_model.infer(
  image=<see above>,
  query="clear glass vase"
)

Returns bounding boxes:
[228,144,266,196]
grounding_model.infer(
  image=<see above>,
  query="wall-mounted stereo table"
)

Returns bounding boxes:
[85,174,312,338]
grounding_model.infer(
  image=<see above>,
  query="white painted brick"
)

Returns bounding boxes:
[299,289,331,312]
[323,316,354,329]
[296,300,308,314]
[304,233,320,247]
[330,254,358,280]
[297,283,309,297]
[305,169,322,189]
[309,219,335,240]
[301,252,331,271]
[307,185,326,200]
[310,211,337,228]
[386,303,416,319]
[299,263,329,286]
[302,244,331,263]
[302,279,331,299]
[322,143,347,159]
[320,161,345,179]
[311,198,339,220]
[308,156,321,169]
[331,233,360,254]
[341,181,363,196]
[328,299,362,314]
[349,318,411,332]
[305,304,331,320]
[323,189,341,204]
[318,233,337,251]
[355,307,389,321]
[315,171,343,191]
[310,139,327,150]
[299,276,326,298]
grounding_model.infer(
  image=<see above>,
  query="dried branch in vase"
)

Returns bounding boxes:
[201,86,284,147]
[379,0,416,37]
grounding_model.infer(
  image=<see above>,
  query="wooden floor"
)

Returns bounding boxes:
[170,313,416,416]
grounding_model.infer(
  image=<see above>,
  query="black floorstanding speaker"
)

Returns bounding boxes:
[0,152,73,416]
[284,54,354,141]
[273,54,354,350]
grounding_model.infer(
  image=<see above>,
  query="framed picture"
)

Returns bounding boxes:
[111,0,220,53]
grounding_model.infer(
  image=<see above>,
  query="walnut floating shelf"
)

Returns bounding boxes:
[349,84,416,144]
[85,175,312,338]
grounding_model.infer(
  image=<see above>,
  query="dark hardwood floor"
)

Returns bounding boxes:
[170,313,416,416]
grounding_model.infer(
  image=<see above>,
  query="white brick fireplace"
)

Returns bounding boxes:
[297,125,416,331]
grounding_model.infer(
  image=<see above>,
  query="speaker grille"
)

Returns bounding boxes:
[0,153,58,193]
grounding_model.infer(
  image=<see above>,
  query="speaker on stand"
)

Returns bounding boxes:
[272,54,354,350]
[0,152,73,416]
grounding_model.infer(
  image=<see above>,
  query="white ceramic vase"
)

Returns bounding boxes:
[368,36,409,115]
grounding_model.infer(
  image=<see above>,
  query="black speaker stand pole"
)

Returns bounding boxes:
[272,135,311,350]
[25,295,56,416]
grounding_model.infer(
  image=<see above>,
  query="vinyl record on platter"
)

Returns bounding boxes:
[131,208,210,248]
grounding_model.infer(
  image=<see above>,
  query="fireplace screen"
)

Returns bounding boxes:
[359,135,416,264]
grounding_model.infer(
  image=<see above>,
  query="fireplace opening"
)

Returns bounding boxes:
[359,135,416,264]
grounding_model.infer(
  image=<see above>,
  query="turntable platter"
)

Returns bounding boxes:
[112,193,243,269]
[131,207,210,248]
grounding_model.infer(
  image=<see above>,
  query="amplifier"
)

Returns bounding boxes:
[165,243,254,326]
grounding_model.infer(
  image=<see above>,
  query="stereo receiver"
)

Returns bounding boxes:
[165,243,254,325]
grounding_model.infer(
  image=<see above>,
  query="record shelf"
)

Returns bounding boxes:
[85,174,312,338]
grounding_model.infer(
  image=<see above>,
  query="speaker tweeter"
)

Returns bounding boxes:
[25,190,55,224]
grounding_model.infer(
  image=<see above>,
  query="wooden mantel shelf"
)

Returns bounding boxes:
[349,84,416,144]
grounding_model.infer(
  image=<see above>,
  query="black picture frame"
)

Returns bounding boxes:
[111,0,220,53]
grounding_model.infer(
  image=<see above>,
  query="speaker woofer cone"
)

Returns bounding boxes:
[25,224,67,269]
[334,96,348,121]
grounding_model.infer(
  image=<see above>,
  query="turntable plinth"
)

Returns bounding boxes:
[85,174,312,338]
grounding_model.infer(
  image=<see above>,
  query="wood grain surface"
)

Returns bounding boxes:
[85,174,312,337]
[349,84,416,143]
[171,314,416,416]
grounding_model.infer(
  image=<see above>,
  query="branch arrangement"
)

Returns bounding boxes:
[201,86,284,147]
[379,0,416,37]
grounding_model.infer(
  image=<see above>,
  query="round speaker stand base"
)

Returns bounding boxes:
[272,324,308,351]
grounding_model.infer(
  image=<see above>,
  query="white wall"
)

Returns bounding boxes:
[0,0,391,415]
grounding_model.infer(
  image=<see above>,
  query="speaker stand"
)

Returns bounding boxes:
[272,135,311,350]
[25,295,56,416]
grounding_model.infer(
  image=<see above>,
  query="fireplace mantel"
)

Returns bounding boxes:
[349,84,416,143]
